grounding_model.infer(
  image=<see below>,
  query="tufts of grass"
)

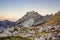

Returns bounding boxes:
[0,36,31,40]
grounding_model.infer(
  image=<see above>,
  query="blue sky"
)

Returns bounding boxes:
[0,0,60,21]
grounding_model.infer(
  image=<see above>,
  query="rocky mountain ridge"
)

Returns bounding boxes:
[16,11,52,27]
[0,11,60,30]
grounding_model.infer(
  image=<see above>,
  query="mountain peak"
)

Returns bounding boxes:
[27,11,38,14]
[16,11,52,27]
[25,11,42,17]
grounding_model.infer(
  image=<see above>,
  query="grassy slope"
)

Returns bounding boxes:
[43,11,60,26]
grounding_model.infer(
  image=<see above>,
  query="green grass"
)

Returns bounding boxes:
[0,36,31,40]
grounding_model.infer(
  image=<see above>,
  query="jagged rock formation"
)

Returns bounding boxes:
[16,11,52,27]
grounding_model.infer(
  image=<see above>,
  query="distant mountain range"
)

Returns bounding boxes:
[0,11,60,30]
[0,20,15,30]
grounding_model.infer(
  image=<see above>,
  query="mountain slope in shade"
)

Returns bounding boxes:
[16,11,52,27]
[0,20,15,30]
[43,11,60,26]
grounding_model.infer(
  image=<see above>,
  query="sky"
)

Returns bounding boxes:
[0,0,60,21]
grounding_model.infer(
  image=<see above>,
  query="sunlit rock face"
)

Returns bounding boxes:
[16,11,52,27]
